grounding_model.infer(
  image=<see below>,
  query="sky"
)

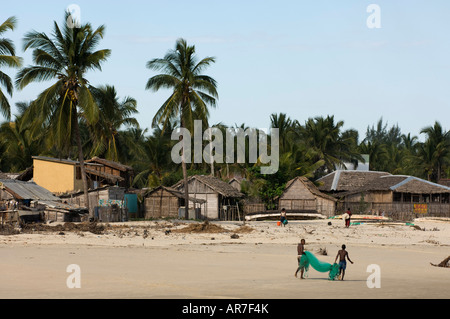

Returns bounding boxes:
[1,0,450,142]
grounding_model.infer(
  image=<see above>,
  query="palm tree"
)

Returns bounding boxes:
[16,12,111,215]
[419,121,450,182]
[89,85,139,161]
[0,16,22,119]
[145,38,218,218]
[0,102,44,172]
[132,125,174,188]
[270,113,295,154]
[300,115,363,173]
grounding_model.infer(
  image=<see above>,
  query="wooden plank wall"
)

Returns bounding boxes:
[144,189,179,219]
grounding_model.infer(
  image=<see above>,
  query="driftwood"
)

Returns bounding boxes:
[430,256,450,268]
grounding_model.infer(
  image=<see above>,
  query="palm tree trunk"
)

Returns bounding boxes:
[73,108,91,218]
[180,116,189,220]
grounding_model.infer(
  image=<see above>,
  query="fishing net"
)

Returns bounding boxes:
[299,251,340,280]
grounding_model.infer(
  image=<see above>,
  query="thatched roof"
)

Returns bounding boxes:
[439,179,450,187]
[281,176,337,202]
[173,175,244,198]
[85,157,134,172]
[391,177,450,194]
[145,185,206,204]
[340,175,450,196]
[317,170,391,192]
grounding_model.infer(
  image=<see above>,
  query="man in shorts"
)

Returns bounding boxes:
[295,239,307,279]
[334,244,354,280]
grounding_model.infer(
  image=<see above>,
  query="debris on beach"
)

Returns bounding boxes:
[430,256,450,268]
[20,222,106,235]
[234,225,254,233]
[172,221,228,234]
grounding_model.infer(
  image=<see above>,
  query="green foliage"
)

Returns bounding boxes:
[1,13,448,204]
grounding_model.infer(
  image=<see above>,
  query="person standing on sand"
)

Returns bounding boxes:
[334,244,354,280]
[295,239,307,279]
[280,208,288,226]
[344,208,352,228]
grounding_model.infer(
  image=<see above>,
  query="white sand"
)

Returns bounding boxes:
[0,218,449,299]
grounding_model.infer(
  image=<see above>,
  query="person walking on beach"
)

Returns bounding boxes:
[295,239,307,279]
[334,244,353,280]
[344,208,352,228]
[280,208,288,226]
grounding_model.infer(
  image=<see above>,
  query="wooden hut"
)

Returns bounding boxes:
[172,175,244,220]
[143,186,206,219]
[0,179,87,223]
[85,157,135,188]
[278,176,337,217]
[336,174,450,218]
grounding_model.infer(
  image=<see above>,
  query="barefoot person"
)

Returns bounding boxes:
[334,244,354,280]
[295,239,307,279]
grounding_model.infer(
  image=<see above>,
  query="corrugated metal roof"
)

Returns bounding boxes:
[0,179,60,201]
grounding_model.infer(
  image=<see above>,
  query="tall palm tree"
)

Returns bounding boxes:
[89,85,139,162]
[16,12,111,215]
[145,38,218,218]
[0,16,22,119]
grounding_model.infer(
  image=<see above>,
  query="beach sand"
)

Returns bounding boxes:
[0,218,449,299]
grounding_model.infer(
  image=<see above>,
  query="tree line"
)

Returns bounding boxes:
[0,13,449,210]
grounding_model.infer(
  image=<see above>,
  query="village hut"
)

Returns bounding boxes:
[0,179,87,223]
[172,175,244,220]
[84,157,135,189]
[60,185,127,222]
[336,174,450,218]
[143,186,206,219]
[278,176,337,218]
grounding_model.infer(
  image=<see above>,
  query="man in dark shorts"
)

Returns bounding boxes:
[334,244,354,280]
[295,239,307,279]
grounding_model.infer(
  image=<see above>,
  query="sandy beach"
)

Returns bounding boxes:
[0,218,449,299]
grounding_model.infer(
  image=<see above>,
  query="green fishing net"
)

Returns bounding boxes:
[299,251,340,280]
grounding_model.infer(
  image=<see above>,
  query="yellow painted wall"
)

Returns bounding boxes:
[33,159,78,194]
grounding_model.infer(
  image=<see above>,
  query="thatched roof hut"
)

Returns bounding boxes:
[341,175,450,196]
[336,174,450,217]
[143,185,206,219]
[278,176,336,217]
[172,175,244,220]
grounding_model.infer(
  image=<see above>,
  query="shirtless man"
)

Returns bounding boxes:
[295,239,306,279]
[334,244,354,280]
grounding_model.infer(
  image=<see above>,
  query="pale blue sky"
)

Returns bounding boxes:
[2,0,450,141]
